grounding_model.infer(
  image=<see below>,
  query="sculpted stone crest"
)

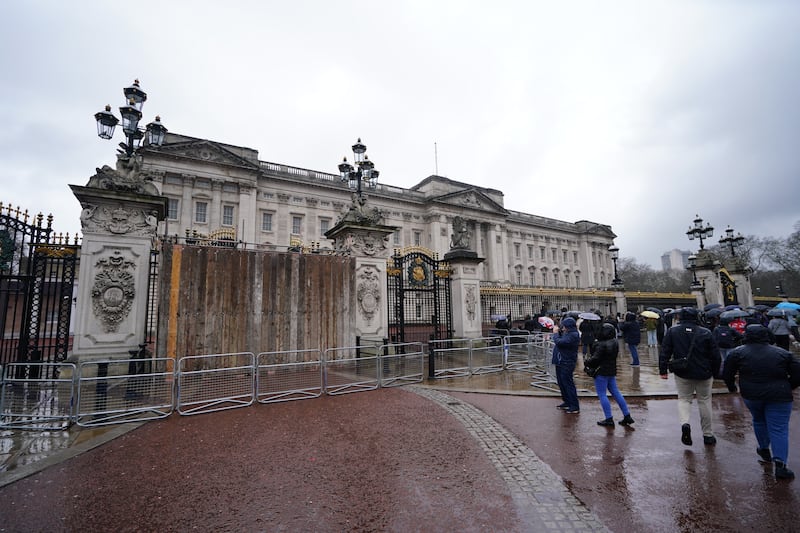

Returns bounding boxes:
[357,267,381,324]
[81,205,159,236]
[450,216,471,250]
[91,252,136,333]
[86,154,160,196]
[465,285,477,321]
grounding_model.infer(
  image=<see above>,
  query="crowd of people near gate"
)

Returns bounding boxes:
[494,302,800,482]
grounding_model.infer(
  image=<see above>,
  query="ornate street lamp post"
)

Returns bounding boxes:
[719,225,745,257]
[338,138,379,205]
[94,79,167,157]
[688,254,703,290]
[608,244,622,287]
[686,214,714,250]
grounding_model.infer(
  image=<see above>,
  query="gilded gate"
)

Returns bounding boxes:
[0,206,78,379]
[386,247,453,346]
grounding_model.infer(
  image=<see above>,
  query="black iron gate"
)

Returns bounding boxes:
[1,207,78,379]
[387,247,452,346]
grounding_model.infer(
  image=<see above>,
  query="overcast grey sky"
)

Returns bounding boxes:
[2,1,798,267]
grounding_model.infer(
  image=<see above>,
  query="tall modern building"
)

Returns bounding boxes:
[140,133,618,289]
[661,249,690,271]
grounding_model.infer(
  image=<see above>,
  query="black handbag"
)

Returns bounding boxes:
[668,330,696,372]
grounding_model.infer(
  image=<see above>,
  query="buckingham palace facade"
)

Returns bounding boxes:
[139,133,617,290]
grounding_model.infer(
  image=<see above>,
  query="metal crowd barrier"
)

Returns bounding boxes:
[256,349,323,403]
[1,335,559,431]
[76,358,175,427]
[0,362,76,430]
[527,337,559,390]
[176,352,256,415]
[469,336,506,375]
[379,342,424,387]
[428,338,471,378]
[323,346,380,395]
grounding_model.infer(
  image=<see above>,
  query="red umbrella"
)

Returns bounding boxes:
[538,316,555,329]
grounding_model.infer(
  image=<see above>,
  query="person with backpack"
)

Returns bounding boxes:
[712,317,743,375]
[583,323,635,427]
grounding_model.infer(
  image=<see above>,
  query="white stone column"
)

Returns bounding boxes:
[326,220,397,344]
[70,180,167,362]
[239,185,256,243]
[445,252,485,338]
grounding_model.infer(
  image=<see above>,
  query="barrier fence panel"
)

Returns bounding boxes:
[256,349,323,403]
[505,334,540,370]
[177,352,255,416]
[379,342,424,387]
[428,338,471,378]
[323,346,379,395]
[528,337,559,391]
[75,358,175,427]
[0,362,75,430]
[469,336,506,375]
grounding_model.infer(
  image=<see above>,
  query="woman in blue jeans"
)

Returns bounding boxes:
[584,323,635,427]
[724,324,800,480]
[619,312,641,366]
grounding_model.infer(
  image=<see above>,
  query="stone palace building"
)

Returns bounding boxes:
[139,133,617,290]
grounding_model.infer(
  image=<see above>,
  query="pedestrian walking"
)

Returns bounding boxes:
[553,317,581,414]
[583,323,635,427]
[712,317,743,375]
[579,316,598,355]
[767,314,793,351]
[645,317,658,347]
[620,312,641,366]
[723,324,800,480]
[659,307,720,446]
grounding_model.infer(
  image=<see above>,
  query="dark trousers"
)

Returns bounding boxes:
[556,360,579,410]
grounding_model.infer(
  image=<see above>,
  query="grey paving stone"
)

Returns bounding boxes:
[411,386,610,532]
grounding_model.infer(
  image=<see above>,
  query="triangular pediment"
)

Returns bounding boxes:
[432,188,507,215]
[574,220,617,239]
[149,139,260,169]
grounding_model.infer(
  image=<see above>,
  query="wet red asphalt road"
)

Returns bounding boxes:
[452,390,800,533]
[2,388,799,532]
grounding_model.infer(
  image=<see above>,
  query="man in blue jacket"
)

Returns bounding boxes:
[659,307,720,446]
[553,317,581,413]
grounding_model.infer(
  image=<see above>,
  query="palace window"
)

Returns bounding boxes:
[222,205,234,226]
[167,198,178,220]
[292,216,303,235]
[319,217,330,236]
[261,212,273,232]
[195,202,207,223]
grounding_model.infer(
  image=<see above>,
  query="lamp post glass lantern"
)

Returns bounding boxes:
[719,225,745,257]
[338,138,379,203]
[94,79,167,157]
[608,245,622,287]
[688,253,702,290]
[686,214,714,250]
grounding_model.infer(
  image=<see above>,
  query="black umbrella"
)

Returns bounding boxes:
[767,308,798,317]
[720,309,751,320]
[704,303,722,312]
[645,307,664,316]
[705,307,724,318]
[754,304,770,311]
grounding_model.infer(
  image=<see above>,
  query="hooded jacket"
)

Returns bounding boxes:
[619,313,641,345]
[659,313,719,379]
[723,325,800,401]
[584,323,619,377]
[553,317,580,363]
